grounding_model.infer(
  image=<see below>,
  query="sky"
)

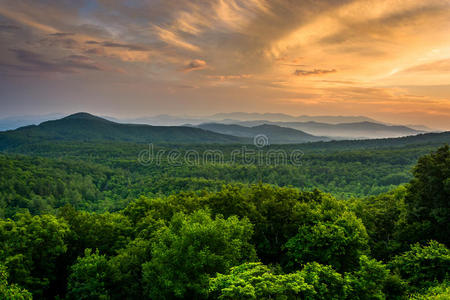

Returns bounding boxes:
[0,0,449,129]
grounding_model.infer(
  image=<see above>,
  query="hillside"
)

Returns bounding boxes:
[0,113,246,149]
[197,123,329,144]
[292,131,450,152]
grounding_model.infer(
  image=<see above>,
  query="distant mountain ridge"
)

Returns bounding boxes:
[209,112,379,124]
[295,131,450,151]
[231,120,423,139]
[197,123,329,144]
[0,113,64,131]
[0,112,432,140]
[116,113,381,126]
[113,113,429,139]
[1,112,435,135]
[0,113,448,151]
[0,113,246,149]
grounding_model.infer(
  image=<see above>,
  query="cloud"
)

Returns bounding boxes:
[84,47,106,56]
[38,33,79,49]
[0,0,449,129]
[101,42,148,51]
[207,74,252,81]
[155,26,201,52]
[405,59,450,73]
[181,59,207,72]
[0,24,21,31]
[48,32,75,37]
[294,69,336,76]
[5,48,108,74]
[84,40,149,51]
[11,48,55,69]
[173,84,199,89]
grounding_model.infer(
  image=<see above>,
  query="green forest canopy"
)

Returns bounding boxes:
[0,138,448,299]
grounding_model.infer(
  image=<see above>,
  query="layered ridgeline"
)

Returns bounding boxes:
[0,112,438,150]
[232,120,424,139]
[0,113,247,148]
[103,112,427,139]
[196,123,330,143]
[116,112,379,126]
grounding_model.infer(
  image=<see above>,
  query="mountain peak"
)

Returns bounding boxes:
[64,112,100,119]
[63,112,110,122]
[0,113,246,145]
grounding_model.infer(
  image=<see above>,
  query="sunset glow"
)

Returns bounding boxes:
[0,0,449,129]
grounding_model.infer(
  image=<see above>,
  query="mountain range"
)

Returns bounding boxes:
[208,112,379,124]
[0,113,246,149]
[228,120,424,139]
[110,113,381,126]
[105,113,431,139]
[0,112,435,140]
[196,123,329,144]
[0,113,448,150]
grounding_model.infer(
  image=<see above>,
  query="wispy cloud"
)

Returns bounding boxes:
[0,0,449,128]
[48,32,75,37]
[294,69,336,76]
[154,26,201,52]
[83,40,149,51]
[405,59,450,73]
[5,48,109,74]
[38,33,79,49]
[0,24,21,31]
[181,59,208,72]
[207,74,253,81]
[100,42,148,51]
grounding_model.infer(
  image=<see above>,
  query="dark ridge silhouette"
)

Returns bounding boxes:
[0,113,247,149]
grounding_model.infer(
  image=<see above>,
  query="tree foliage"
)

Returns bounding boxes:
[67,249,110,300]
[0,213,69,298]
[389,241,450,291]
[0,264,32,300]
[142,210,256,299]
[402,145,450,245]
[285,209,369,272]
[209,262,314,299]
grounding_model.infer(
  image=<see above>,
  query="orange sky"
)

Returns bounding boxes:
[0,0,449,129]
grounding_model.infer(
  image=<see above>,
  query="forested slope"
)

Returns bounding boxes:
[0,140,445,217]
